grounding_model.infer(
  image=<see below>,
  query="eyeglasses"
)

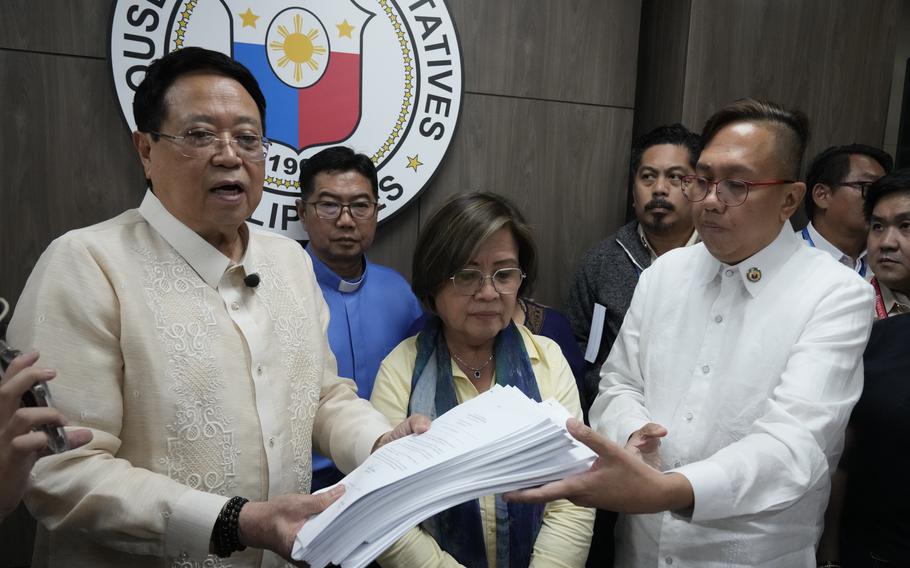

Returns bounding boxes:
[837,180,875,198]
[308,200,378,221]
[681,175,795,207]
[449,268,525,296]
[150,130,270,162]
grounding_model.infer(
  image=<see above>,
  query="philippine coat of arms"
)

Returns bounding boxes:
[110,0,463,239]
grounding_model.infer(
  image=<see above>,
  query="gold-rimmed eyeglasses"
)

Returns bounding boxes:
[150,130,270,162]
[449,268,525,296]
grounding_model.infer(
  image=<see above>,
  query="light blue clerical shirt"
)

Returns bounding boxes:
[306,245,425,476]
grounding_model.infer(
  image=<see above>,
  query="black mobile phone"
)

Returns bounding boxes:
[0,339,70,454]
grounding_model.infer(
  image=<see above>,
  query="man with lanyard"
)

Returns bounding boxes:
[800,144,892,279]
[865,168,910,318]
[815,168,910,568]
[296,146,425,491]
[508,98,873,567]
[566,123,702,418]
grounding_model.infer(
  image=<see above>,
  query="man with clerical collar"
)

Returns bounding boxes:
[865,168,910,318]
[801,144,893,279]
[507,99,874,568]
[567,123,702,416]
[296,146,425,491]
[7,48,427,567]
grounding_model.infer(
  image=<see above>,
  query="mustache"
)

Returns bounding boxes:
[645,198,675,212]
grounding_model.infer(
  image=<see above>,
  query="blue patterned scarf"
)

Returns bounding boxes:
[407,317,545,568]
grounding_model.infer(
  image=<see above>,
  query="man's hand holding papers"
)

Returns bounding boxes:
[235,415,430,566]
[504,419,695,515]
[239,488,346,566]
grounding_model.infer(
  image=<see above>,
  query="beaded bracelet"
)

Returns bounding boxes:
[212,496,249,558]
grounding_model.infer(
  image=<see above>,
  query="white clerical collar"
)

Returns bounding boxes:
[138,190,253,289]
[805,222,867,272]
[338,276,365,293]
[305,244,367,293]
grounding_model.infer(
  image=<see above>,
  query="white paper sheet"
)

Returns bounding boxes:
[292,386,595,568]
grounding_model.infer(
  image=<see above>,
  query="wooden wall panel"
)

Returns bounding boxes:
[451,0,641,107]
[369,194,421,281]
[680,0,899,160]
[0,0,111,57]
[632,0,692,136]
[372,0,644,303]
[0,50,146,305]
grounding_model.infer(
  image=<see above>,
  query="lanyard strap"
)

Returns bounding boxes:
[801,227,815,248]
[872,277,888,319]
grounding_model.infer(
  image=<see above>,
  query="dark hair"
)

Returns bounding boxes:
[804,144,894,220]
[411,192,538,312]
[864,168,910,220]
[298,146,379,200]
[630,123,702,178]
[133,47,267,135]
[701,98,809,179]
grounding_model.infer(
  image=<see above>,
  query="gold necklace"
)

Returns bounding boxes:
[451,351,495,380]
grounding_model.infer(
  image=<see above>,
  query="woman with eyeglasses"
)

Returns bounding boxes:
[369,192,593,568]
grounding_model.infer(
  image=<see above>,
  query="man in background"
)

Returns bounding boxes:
[567,123,702,416]
[801,144,892,278]
[297,146,424,490]
[865,168,910,317]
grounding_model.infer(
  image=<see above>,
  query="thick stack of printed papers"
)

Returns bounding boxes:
[292,385,597,568]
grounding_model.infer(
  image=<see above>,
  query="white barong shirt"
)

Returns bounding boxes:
[8,191,390,568]
[591,224,874,567]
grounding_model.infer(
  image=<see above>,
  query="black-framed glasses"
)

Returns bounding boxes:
[150,130,270,162]
[449,268,525,296]
[308,200,378,221]
[681,175,795,207]
[837,180,875,198]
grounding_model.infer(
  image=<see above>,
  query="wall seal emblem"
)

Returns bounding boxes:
[110,0,463,239]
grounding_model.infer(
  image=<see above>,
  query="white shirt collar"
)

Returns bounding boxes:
[637,224,700,262]
[698,223,801,298]
[805,221,867,271]
[137,190,253,289]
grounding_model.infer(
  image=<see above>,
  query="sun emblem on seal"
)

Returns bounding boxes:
[268,10,328,87]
